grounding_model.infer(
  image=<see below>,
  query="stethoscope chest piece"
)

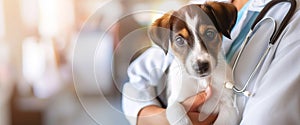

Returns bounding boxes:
[225,81,251,97]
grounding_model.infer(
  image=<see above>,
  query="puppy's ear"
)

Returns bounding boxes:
[202,2,237,39]
[148,12,173,53]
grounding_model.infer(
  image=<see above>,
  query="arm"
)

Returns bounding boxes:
[122,46,169,125]
[137,105,169,125]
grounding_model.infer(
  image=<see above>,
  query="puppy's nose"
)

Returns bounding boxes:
[192,61,209,74]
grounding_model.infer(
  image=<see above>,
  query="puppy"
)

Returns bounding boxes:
[149,2,238,125]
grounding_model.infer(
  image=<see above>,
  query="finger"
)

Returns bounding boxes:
[182,86,213,112]
[188,112,218,125]
[190,92,207,112]
[182,91,207,112]
[205,86,212,99]
[191,86,213,112]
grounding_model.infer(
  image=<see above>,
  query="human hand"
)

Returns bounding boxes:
[137,105,169,125]
[137,87,217,125]
[182,87,218,125]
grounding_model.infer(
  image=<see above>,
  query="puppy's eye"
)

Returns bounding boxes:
[204,29,216,40]
[175,36,186,46]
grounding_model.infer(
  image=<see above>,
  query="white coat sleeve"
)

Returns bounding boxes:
[240,10,300,124]
[122,46,170,125]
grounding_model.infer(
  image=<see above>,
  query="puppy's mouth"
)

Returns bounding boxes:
[188,72,211,79]
[193,71,211,79]
[198,73,210,77]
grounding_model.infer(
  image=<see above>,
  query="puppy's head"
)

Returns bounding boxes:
[149,2,237,78]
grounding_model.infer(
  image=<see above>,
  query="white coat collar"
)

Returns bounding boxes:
[248,0,272,12]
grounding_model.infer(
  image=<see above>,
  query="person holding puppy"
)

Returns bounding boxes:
[122,0,300,125]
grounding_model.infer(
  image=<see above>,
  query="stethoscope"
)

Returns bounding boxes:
[225,0,297,97]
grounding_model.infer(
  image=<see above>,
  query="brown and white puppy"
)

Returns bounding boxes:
[149,2,238,125]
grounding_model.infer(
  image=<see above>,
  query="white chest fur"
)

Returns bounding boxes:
[167,53,232,102]
[167,57,208,103]
[166,53,238,125]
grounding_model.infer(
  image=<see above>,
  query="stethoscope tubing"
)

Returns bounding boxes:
[251,0,297,45]
[229,0,297,96]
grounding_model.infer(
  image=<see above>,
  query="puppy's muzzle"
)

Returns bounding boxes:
[192,61,210,76]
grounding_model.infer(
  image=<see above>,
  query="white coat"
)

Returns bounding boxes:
[122,0,300,124]
[233,0,300,124]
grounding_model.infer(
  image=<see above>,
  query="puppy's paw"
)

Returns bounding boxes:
[166,102,192,125]
[213,104,238,125]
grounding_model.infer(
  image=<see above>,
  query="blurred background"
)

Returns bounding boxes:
[0,0,189,125]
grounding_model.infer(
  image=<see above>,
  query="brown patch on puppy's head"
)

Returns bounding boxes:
[148,12,174,53]
[149,2,237,53]
[148,2,237,77]
[199,2,237,39]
